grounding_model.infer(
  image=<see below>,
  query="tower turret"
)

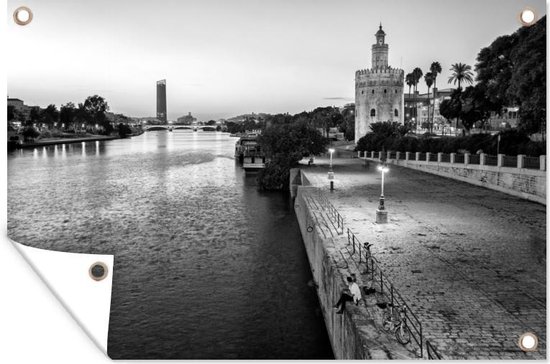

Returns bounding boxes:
[371,24,389,69]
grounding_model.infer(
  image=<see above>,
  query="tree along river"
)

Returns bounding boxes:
[8,131,333,359]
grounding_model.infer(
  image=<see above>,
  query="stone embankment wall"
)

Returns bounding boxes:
[360,152,546,205]
[290,169,417,360]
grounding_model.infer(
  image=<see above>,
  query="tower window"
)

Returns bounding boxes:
[394,109,399,117]
[362,90,365,94]
[384,89,387,94]
[372,90,375,94]
[370,109,376,117]
[395,90,398,93]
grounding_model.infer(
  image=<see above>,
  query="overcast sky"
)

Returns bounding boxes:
[7,0,545,121]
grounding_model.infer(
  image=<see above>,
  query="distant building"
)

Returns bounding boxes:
[405,89,520,133]
[487,107,519,129]
[355,25,404,142]
[176,112,197,125]
[404,88,453,130]
[8,97,32,122]
[156,79,167,123]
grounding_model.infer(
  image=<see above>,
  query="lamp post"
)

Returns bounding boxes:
[376,163,389,224]
[328,148,335,190]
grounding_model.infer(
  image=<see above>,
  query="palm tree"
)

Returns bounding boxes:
[412,67,423,122]
[405,73,415,122]
[424,72,434,132]
[448,63,474,133]
[430,61,442,128]
[448,63,474,90]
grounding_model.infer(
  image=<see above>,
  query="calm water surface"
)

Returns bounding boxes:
[8,131,333,359]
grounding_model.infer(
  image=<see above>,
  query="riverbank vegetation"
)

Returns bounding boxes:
[356,122,544,156]
[256,114,329,190]
[8,95,141,144]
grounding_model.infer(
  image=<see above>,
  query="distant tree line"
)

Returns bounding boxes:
[226,106,355,141]
[8,95,139,141]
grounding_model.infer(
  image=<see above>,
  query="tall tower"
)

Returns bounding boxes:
[354,25,404,143]
[371,24,388,69]
[156,79,167,123]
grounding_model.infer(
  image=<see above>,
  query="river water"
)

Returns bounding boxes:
[7,131,333,359]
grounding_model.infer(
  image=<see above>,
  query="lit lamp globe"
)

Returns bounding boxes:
[376,164,389,224]
[328,148,335,180]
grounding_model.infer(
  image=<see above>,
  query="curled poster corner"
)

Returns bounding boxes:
[11,240,113,355]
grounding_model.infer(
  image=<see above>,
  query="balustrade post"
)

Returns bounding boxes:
[450,153,456,164]
[405,151,410,161]
[464,153,470,166]
[396,151,400,160]
[387,151,391,161]
[480,153,486,166]
[425,152,431,162]
[540,155,546,171]
[415,152,421,161]
[517,154,525,169]
[497,154,504,167]
[437,152,442,163]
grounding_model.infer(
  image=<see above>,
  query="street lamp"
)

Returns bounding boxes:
[328,148,335,179]
[376,163,389,224]
[328,148,335,191]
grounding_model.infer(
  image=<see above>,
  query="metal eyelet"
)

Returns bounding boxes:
[13,6,33,26]
[89,262,109,281]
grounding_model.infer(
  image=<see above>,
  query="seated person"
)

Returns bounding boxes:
[333,276,362,314]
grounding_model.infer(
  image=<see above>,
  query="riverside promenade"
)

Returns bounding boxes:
[300,156,545,360]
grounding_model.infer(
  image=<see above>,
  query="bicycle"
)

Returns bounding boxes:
[382,303,411,345]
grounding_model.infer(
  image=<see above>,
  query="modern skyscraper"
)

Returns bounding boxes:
[156,79,167,123]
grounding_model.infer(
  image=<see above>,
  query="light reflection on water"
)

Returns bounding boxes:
[8,131,333,359]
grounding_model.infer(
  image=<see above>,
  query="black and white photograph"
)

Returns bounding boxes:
[6,0,546,360]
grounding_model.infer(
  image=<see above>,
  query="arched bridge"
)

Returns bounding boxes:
[143,125,217,131]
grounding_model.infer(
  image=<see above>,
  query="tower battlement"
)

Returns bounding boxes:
[355,68,404,76]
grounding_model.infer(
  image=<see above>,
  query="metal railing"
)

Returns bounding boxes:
[315,190,344,234]
[503,155,517,167]
[524,156,540,169]
[485,155,498,166]
[440,154,450,163]
[428,153,438,162]
[454,154,465,163]
[426,340,443,359]
[366,254,424,358]
[346,228,369,265]
[468,154,480,165]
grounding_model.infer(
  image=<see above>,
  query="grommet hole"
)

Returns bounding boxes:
[518,332,538,352]
[89,262,108,281]
[13,6,33,26]
[520,8,537,26]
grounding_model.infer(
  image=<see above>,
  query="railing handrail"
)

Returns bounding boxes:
[426,340,443,360]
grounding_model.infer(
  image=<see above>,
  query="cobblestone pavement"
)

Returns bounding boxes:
[301,156,546,360]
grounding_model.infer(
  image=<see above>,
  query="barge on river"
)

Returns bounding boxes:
[234,134,267,172]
